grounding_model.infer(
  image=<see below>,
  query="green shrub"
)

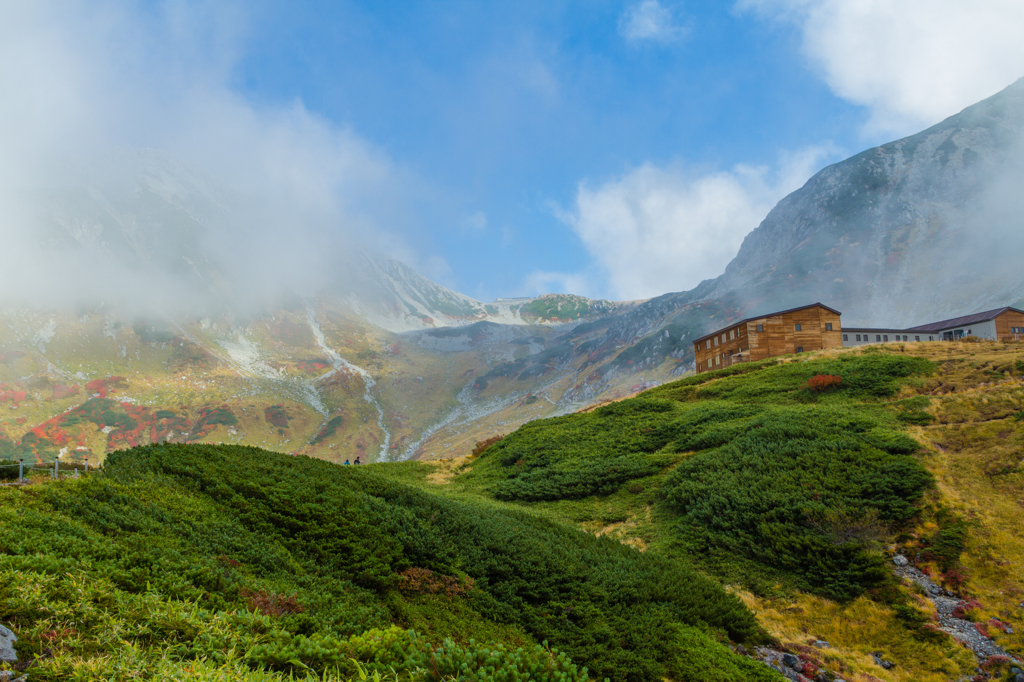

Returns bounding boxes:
[0,443,768,681]
[467,352,937,601]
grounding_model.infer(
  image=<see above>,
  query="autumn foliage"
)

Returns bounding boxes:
[806,374,842,393]
[397,567,474,597]
[238,588,304,617]
[470,434,505,458]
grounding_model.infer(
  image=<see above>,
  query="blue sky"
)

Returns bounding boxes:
[3,1,1023,304]
[231,0,862,300]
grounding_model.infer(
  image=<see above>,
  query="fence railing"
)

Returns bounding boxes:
[0,457,94,485]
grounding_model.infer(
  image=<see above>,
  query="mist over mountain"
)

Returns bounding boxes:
[539,76,1024,383]
[2,75,1024,469]
[700,75,1024,325]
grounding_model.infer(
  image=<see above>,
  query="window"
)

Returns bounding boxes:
[796,347,804,353]
[968,329,972,335]
[729,330,735,340]
[883,335,889,342]
[856,334,861,341]
[706,340,711,350]
[876,335,882,342]
[756,324,764,332]
[843,334,848,341]
[903,335,909,341]
[715,356,720,366]
[915,336,920,342]
[929,336,934,341]
[795,323,802,331]
[714,337,718,346]
[826,323,833,331]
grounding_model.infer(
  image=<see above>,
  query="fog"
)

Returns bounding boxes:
[0,2,419,318]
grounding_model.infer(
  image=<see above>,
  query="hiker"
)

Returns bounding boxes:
[354,456,362,465]
[343,459,351,465]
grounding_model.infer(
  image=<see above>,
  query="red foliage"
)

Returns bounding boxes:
[265,405,290,428]
[294,359,330,373]
[397,567,474,597]
[217,555,240,568]
[982,655,1010,670]
[987,618,1008,633]
[941,567,969,591]
[952,599,982,619]
[85,376,127,398]
[470,434,505,458]
[50,384,81,400]
[806,374,842,393]
[974,622,989,637]
[0,382,28,406]
[238,588,303,617]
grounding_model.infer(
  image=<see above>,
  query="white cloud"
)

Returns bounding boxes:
[560,146,838,301]
[738,0,1024,135]
[619,1,689,44]
[0,1,422,313]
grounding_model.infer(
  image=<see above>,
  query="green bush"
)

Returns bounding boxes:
[0,443,768,681]
[466,352,936,601]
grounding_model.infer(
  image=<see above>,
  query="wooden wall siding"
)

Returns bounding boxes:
[693,305,842,373]
[995,310,1024,339]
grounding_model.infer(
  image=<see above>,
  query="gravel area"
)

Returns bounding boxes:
[893,557,1019,663]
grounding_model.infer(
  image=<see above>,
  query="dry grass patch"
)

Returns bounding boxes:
[424,455,471,485]
[737,590,976,681]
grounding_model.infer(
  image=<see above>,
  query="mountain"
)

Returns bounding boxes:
[0,149,648,466]
[467,76,1024,396]
[700,76,1024,324]
[3,79,1024,467]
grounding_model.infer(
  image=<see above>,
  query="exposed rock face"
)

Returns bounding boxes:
[523,77,1024,376]
[698,76,1024,326]
[0,623,17,662]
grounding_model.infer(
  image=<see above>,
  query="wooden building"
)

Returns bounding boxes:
[907,307,1024,341]
[842,306,1024,346]
[693,303,842,374]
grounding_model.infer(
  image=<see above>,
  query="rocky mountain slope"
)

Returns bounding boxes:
[3,79,1024,466]
[471,76,1024,394]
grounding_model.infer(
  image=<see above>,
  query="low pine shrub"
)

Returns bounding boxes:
[0,443,766,681]
[470,351,938,602]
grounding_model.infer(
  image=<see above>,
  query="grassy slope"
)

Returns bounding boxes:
[391,341,1024,682]
[0,443,776,682]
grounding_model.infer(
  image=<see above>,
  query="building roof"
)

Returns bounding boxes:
[907,307,1024,333]
[692,302,842,345]
[842,328,915,333]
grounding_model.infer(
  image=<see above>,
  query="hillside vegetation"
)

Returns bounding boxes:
[421,342,1024,681]
[5,341,1024,681]
[0,444,774,682]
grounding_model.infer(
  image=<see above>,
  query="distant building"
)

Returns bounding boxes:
[843,307,1024,346]
[693,304,1024,374]
[909,307,1024,341]
[841,328,930,346]
[494,297,534,303]
[693,303,842,374]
